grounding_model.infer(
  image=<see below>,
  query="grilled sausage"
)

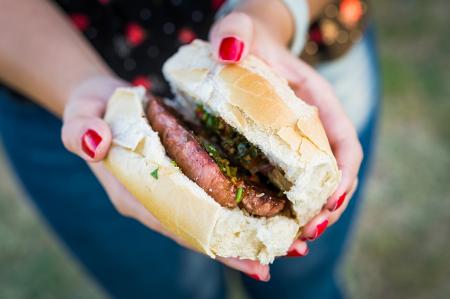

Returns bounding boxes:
[240,183,287,217]
[147,98,286,217]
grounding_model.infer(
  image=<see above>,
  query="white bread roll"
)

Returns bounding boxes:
[103,40,340,264]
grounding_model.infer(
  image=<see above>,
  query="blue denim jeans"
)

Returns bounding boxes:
[0,29,380,299]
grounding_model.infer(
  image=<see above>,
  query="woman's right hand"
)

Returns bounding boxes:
[61,75,271,281]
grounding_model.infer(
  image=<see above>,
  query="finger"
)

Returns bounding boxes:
[209,12,254,63]
[325,132,363,212]
[62,113,111,162]
[328,179,358,226]
[300,209,331,241]
[286,239,309,257]
[216,257,270,282]
[62,76,127,162]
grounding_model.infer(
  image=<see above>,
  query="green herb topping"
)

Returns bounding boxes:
[195,104,290,194]
[236,187,244,203]
[195,104,265,175]
[150,167,159,179]
[203,141,238,181]
[170,160,178,167]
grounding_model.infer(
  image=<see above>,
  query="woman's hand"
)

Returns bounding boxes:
[0,0,270,282]
[209,6,363,254]
[61,75,270,281]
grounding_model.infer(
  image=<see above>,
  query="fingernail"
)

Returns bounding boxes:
[81,129,102,158]
[287,246,309,257]
[331,192,347,212]
[308,219,329,241]
[246,272,270,282]
[219,37,244,62]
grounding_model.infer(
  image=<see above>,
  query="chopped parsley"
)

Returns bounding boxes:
[150,167,159,179]
[195,104,264,173]
[205,144,218,156]
[203,142,238,180]
[170,160,178,167]
[236,187,244,203]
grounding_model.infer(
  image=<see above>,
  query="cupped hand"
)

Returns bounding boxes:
[61,75,270,281]
[209,11,363,254]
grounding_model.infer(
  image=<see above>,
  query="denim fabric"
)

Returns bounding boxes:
[0,29,379,299]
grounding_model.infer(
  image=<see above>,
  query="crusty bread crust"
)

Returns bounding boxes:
[103,40,340,264]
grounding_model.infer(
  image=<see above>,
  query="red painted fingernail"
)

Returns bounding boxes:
[81,129,102,159]
[219,37,244,62]
[308,219,329,241]
[287,246,309,257]
[246,273,270,282]
[332,192,347,212]
[247,273,262,281]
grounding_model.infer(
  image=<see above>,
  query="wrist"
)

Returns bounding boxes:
[280,0,310,55]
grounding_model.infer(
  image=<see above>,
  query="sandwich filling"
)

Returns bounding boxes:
[147,97,292,217]
[194,105,292,192]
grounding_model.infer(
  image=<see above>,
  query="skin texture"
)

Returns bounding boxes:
[147,98,286,217]
[0,0,360,281]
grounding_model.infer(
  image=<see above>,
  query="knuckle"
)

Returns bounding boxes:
[328,215,338,226]
[116,205,130,217]
[230,11,251,22]
[354,140,364,163]
[343,120,356,135]
[225,11,253,29]
[358,144,364,161]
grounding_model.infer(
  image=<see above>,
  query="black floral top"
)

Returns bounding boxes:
[55,0,223,96]
[54,0,368,96]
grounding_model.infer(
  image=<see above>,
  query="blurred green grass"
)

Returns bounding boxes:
[0,0,449,298]
[343,1,450,298]
[0,155,104,299]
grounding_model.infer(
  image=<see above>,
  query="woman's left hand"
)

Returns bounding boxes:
[209,4,363,256]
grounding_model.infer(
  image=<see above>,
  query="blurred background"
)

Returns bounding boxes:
[0,1,448,298]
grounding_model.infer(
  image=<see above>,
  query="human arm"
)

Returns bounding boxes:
[0,0,270,280]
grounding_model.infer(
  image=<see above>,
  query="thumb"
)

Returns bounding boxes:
[209,12,254,63]
[62,114,111,162]
[61,76,126,162]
